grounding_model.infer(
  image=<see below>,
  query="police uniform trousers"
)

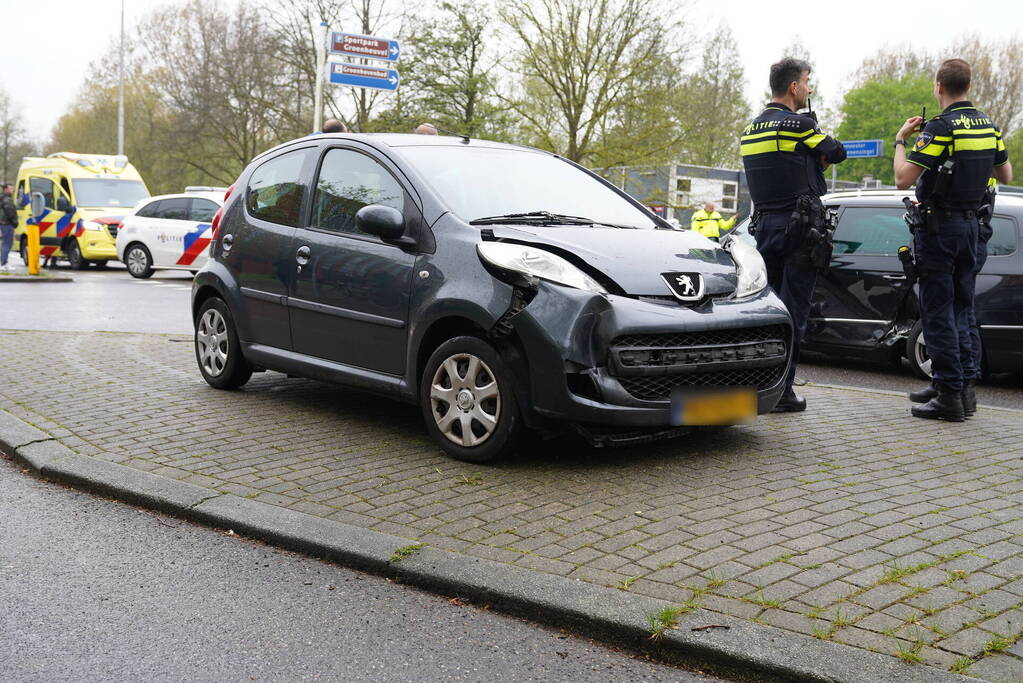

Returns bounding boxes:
[964,231,989,382]
[754,212,817,391]
[914,215,978,392]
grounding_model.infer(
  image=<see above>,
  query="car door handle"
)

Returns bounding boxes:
[222,234,233,251]
[296,246,311,265]
[882,274,906,280]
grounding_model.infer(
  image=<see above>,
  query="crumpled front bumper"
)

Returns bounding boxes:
[507,282,793,430]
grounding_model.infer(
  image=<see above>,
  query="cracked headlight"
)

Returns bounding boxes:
[477,242,606,294]
[723,234,768,299]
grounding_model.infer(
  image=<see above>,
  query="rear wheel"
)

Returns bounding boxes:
[66,240,87,270]
[907,320,932,380]
[420,336,521,463]
[194,297,252,389]
[125,243,154,279]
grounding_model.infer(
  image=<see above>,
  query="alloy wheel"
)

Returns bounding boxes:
[429,353,501,447]
[127,247,148,276]
[914,332,933,377]
[196,308,229,377]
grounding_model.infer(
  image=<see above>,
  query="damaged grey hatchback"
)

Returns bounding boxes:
[192,134,793,462]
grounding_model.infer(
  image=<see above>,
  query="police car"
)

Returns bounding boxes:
[116,187,224,278]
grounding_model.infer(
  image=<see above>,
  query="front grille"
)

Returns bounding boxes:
[619,366,786,401]
[609,324,789,401]
[613,325,786,349]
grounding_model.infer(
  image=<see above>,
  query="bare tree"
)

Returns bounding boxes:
[501,0,684,164]
[0,88,28,183]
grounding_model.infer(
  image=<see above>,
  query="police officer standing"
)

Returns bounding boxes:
[741,58,846,412]
[894,59,1012,421]
[690,202,735,241]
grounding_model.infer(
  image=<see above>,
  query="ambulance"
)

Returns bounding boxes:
[15,153,150,269]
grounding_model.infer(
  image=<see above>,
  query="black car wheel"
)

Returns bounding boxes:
[907,320,932,380]
[420,336,521,463]
[66,240,87,270]
[194,297,252,389]
[125,243,154,279]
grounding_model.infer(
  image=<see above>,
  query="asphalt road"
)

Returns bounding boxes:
[3,259,1020,409]
[0,455,725,682]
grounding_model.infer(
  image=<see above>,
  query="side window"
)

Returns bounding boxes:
[832,207,909,255]
[30,177,56,209]
[191,199,219,222]
[246,148,312,227]
[16,180,26,206]
[987,216,1018,257]
[155,197,191,221]
[312,148,405,235]
[136,200,162,218]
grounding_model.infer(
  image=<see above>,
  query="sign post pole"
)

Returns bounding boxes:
[313,21,328,134]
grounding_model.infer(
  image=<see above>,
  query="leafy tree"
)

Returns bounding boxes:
[0,87,36,184]
[836,75,934,185]
[1003,131,1023,186]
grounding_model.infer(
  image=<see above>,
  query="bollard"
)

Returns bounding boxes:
[27,224,40,275]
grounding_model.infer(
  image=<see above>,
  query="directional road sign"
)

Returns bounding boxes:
[328,31,400,62]
[842,139,885,158]
[326,61,400,92]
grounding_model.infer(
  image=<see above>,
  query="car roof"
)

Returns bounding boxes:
[141,191,223,204]
[823,188,1023,210]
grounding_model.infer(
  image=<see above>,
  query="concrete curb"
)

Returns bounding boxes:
[0,276,74,283]
[0,409,978,683]
[806,381,1023,415]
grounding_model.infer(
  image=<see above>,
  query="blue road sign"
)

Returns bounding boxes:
[328,31,400,63]
[326,62,400,92]
[843,139,884,158]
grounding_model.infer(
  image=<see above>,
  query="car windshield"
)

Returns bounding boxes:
[71,179,149,208]
[398,146,659,229]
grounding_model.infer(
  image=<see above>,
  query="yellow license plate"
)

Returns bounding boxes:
[671,388,757,426]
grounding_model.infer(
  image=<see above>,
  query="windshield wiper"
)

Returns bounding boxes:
[470,211,637,229]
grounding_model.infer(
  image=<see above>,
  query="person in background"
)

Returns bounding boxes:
[414,123,438,135]
[0,183,18,272]
[322,118,348,133]
[690,201,735,241]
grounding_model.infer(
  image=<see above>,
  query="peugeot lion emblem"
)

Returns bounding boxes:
[661,272,705,302]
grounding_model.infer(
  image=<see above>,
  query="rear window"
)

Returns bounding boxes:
[246,148,313,227]
[832,207,909,255]
[987,215,1018,256]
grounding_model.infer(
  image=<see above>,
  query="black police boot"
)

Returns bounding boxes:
[911,390,965,422]
[962,380,977,418]
[909,383,939,403]
[772,389,806,413]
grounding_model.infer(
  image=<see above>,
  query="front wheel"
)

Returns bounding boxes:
[906,320,932,380]
[125,243,154,279]
[194,297,252,390]
[420,336,522,463]
[66,240,87,270]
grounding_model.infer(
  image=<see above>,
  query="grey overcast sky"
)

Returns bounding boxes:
[4,0,1023,142]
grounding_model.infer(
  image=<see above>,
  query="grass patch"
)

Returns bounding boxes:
[895,641,924,664]
[983,634,1014,654]
[456,473,483,486]
[758,553,795,568]
[617,575,640,591]
[811,625,831,640]
[702,571,727,590]
[646,602,698,640]
[746,588,781,608]
[832,606,852,629]
[388,543,424,563]
[950,656,973,675]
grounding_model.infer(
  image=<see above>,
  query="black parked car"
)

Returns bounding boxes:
[192,134,792,462]
[733,189,1023,379]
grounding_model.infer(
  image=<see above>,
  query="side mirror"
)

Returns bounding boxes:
[355,204,405,241]
[30,192,45,218]
[57,196,72,213]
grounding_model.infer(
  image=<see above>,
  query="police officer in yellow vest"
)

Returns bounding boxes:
[690,202,735,241]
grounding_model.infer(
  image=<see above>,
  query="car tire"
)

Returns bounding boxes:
[420,336,522,463]
[906,320,932,380]
[194,297,252,390]
[66,240,87,270]
[124,243,154,279]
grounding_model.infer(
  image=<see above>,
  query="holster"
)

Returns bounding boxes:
[789,196,833,270]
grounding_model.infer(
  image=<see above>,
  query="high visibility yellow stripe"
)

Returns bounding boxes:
[952,127,996,136]
[997,138,1006,152]
[740,139,797,155]
[741,130,779,142]
[915,142,947,157]
[778,129,814,139]
[931,135,952,142]
[953,137,997,151]
[803,133,826,149]
[907,158,931,170]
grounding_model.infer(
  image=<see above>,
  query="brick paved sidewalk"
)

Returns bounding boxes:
[4,328,1023,681]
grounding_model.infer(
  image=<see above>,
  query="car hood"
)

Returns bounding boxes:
[485,225,739,297]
